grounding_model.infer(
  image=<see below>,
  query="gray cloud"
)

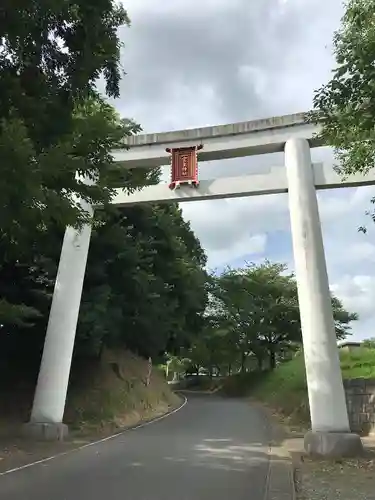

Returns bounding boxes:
[114,0,342,131]
[120,1,282,121]
[103,0,346,261]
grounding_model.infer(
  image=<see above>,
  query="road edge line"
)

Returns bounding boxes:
[0,395,188,477]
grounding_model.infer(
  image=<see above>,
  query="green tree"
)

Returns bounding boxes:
[200,261,358,372]
[332,296,359,339]
[0,201,209,382]
[242,263,301,370]
[0,2,211,399]
[0,101,157,328]
[363,338,375,348]
[183,314,235,377]
[0,1,135,232]
[75,204,208,360]
[309,0,375,227]
[208,263,300,371]
[0,3,158,325]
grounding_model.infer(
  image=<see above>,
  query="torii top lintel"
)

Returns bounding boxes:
[112,111,322,169]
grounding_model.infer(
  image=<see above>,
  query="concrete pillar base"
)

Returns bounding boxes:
[22,422,69,441]
[304,430,364,458]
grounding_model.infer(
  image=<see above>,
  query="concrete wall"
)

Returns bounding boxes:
[344,379,375,436]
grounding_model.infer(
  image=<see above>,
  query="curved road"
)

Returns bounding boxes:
[0,394,273,500]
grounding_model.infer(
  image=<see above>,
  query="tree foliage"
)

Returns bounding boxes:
[309,0,375,227]
[0,2,161,325]
[0,2,210,385]
[76,204,208,359]
[363,337,375,348]
[183,261,357,375]
[0,201,209,381]
[0,0,135,231]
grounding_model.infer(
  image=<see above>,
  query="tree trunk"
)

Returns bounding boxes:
[228,363,232,376]
[240,352,247,373]
[256,355,263,371]
[269,349,276,370]
[98,342,105,361]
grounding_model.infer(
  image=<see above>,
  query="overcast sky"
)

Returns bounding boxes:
[110,0,375,341]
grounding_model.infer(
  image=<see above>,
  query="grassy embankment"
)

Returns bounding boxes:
[65,349,181,435]
[222,347,375,429]
[0,349,180,440]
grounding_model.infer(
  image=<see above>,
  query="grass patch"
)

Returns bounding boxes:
[340,347,375,379]
[250,354,310,426]
[225,347,375,428]
[221,371,267,397]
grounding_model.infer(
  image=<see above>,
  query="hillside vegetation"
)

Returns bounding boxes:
[66,350,180,435]
[0,349,179,441]
[245,348,375,427]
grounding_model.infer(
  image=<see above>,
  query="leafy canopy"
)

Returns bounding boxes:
[182,261,357,374]
[0,0,142,246]
[76,204,208,360]
[0,1,160,326]
[309,0,375,228]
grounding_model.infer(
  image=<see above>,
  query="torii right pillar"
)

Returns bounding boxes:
[285,137,363,457]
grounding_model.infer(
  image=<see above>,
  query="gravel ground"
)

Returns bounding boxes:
[295,449,375,500]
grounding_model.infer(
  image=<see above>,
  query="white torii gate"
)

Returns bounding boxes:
[25,112,369,456]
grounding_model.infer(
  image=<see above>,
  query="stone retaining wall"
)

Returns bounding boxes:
[344,378,375,436]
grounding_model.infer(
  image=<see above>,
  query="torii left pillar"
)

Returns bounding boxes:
[23,197,93,441]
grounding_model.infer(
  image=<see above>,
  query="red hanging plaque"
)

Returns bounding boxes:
[166,145,203,190]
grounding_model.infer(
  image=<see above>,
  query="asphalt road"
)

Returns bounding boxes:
[0,394,272,500]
